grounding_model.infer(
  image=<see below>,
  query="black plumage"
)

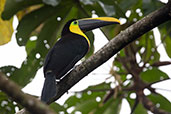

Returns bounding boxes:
[41,20,89,103]
[41,17,120,103]
[44,32,89,79]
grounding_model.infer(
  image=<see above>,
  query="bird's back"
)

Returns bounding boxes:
[43,33,89,79]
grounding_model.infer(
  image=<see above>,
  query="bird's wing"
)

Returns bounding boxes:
[43,46,55,75]
[43,43,86,79]
[56,54,82,79]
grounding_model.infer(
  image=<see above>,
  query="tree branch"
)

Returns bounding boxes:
[0,72,55,114]
[151,61,171,67]
[47,2,171,104]
[138,91,170,114]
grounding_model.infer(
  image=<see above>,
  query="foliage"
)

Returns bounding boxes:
[0,0,171,113]
[0,0,13,45]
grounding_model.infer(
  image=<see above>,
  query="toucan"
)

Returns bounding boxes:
[41,17,120,103]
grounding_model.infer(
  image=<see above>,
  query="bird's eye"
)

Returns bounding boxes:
[73,21,77,25]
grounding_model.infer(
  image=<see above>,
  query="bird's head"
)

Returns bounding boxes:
[62,17,120,36]
[62,17,121,46]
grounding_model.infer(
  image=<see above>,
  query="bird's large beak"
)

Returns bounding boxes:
[78,17,120,32]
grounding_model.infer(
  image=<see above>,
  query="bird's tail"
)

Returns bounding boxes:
[41,72,57,103]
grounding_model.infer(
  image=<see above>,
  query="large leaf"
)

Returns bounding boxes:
[16,1,73,46]
[16,5,42,21]
[148,93,171,112]
[140,67,169,83]
[0,0,13,45]
[1,0,42,20]
[15,6,57,46]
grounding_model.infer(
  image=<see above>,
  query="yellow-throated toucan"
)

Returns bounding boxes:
[41,17,120,103]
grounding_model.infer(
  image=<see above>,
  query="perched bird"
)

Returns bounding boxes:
[41,17,120,103]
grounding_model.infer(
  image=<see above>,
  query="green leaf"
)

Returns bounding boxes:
[50,102,67,113]
[85,31,94,58]
[0,92,17,113]
[128,1,143,22]
[65,90,105,108]
[87,82,111,90]
[0,0,13,45]
[16,1,73,46]
[140,67,169,83]
[98,1,115,16]
[127,95,148,114]
[71,98,99,114]
[113,56,127,81]
[65,82,110,108]
[36,17,62,56]
[142,0,163,16]
[148,93,171,112]
[81,2,105,17]
[65,82,123,114]
[113,2,126,18]
[159,24,171,58]
[16,6,58,46]
[119,0,140,12]
[99,0,114,5]
[26,39,36,55]
[94,97,122,114]
[9,49,43,87]
[100,24,121,40]
[36,4,77,52]
[133,103,148,114]
[139,31,160,64]
[164,35,171,58]
[0,66,18,77]
[55,5,79,39]
[1,0,42,20]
